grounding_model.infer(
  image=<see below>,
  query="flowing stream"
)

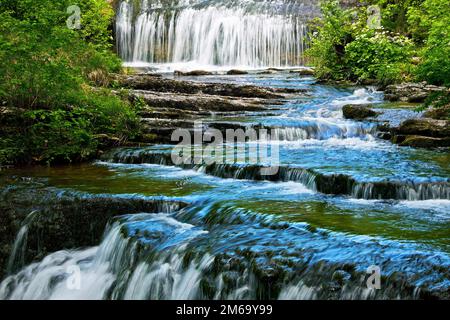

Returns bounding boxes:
[1,74,449,299]
[0,0,449,300]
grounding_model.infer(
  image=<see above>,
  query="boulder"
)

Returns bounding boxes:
[397,118,450,138]
[226,69,248,75]
[342,104,378,120]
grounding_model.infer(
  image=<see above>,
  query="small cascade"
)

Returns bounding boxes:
[6,210,40,275]
[103,149,450,201]
[351,181,450,201]
[1,208,441,300]
[116,0,311,67]
[269,121,376,141]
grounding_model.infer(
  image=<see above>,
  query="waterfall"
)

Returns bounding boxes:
[6,210,40,275]
[116,0,312,67]
[102,148,450,201]
[0,210,437,300]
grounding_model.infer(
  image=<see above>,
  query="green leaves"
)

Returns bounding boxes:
[0,0,141,165]
[413,0,450,86]
[307,0,421,85]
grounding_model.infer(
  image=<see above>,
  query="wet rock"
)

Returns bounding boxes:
[377,131,392,140]
[174,70,214,76]
[392,135,407,144]
[384,82,448,103]
[257,70,277,75]
[226,69,248,75]
[315,173,353,195]
[0,183,188,279]
[342,104,378,120]
[399,135,450,148]
[331,270,352,286]
[397,119,450,138]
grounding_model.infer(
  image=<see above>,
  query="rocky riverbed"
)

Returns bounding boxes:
[1,70,449,300]
[341,82,450,149]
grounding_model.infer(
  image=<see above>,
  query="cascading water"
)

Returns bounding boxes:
[116,0,313,67]
[2,207,445,300]
[2,72,450,300]
[6,210,40,275]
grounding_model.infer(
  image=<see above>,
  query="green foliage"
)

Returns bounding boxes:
[345,29,413,85]
[0,90,140,165]
[411,0,450,86]
[0,0,121,109]
[306,0,355,80]
[307,1,413,84]
[372,0,424,35]
[0,0,140,165]
[417,91,450,120]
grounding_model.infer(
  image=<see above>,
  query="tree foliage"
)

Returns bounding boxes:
[307,0,450,86]
[0,0,140,165]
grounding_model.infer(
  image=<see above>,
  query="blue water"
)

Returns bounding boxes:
[1,73,449,299]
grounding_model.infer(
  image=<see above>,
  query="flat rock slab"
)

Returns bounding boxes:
[399,135,450,148]
[114,74,306,99]
[129,90,273,112]
[397,118,450,138]
[384,82,448,103]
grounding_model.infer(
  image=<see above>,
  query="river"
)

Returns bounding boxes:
[0,71,449,299]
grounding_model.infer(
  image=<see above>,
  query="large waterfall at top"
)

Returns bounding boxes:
[115,0,318,68]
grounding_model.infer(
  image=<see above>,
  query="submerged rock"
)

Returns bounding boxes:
[342,104,378,120]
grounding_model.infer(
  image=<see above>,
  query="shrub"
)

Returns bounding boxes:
[306,0,355,80]
[345,29,413,85]
[412,0,450,86]
[307,1,415,85]
[0,0,140,165]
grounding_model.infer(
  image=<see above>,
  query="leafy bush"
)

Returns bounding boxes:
[306,0,355,80]
[0,90,140,165]
[307,1,414,85]
[411,0,450,86]
[0,0,140,165]
[345,29,413,85]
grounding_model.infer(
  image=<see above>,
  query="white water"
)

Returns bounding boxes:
[116,1,308,68]
[6,210,40,275]
[0,214,210,300]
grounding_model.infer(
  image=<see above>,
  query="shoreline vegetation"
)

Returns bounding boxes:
[1,0,449,168]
